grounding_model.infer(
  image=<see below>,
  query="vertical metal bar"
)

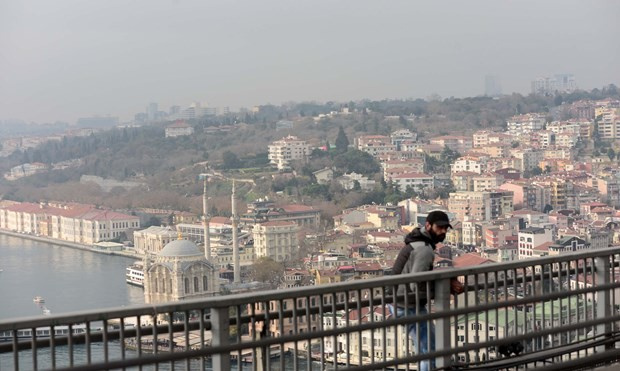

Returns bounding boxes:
[307,296,314,371]
[250,302,258,369]
[183,311,190,371]
[235,305,242,371]
[12,328,18,371]
[364,290,368,367]
[484,271,489,361]
[211,306,231,370]
[103,320,109,365]
[120,318,126,365]
[567,260,573,361]
[464,272,470,364]
[548,262,554,350]
[369,288,375,367]
[265,300,272,371]
[493,270,499,362]
[278,300,285,371]
[331,292,337,370]
[305,295,311,371]
[415,281,420,371]
[595,255,612,353]
[356,289,362,369]
[435,276,452,370]
[380,286,387,369]
[293,297,299,371]
[50,324,56,369]
[68,323,74,368]
[135,316,142,370]
[32,326,38,370]
[320,294,325,370]
[167,313,174,371]
[474,272,479,363]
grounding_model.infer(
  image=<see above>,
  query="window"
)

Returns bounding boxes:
[185,278,190,294]
[194,277,199,292]
[203,276,208,291]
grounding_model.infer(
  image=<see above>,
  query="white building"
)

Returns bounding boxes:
[518,227,553,260]
[355,135,396,158]
[451,156,489,175]
[268,136,311,171]
[390,129,417,150]
[337,172,376,191]
[506,114,546,137]
[133,226,178,255]
[165,120,194,138]
[252,221,299,262]
[390,172,434,193]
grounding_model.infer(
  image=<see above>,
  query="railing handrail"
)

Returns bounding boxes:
[2,246,618,330]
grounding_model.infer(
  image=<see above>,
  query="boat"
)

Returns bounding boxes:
[42,306,51,315]
[0,324,88,342]
[33,296,45,304]
[126,261,145,288]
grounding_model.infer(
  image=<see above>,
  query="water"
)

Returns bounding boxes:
[0,235,322,370]
[0,234,144,320]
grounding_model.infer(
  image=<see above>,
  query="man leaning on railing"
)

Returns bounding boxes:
[389,210,464,371]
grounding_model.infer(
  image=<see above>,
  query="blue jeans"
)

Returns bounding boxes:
[389,304,435,371]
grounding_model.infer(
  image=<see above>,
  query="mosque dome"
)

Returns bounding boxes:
[159,239,203,257]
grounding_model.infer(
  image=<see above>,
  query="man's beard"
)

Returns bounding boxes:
[429,229,446,244]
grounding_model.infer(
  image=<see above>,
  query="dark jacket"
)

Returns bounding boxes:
[391,227,436,307]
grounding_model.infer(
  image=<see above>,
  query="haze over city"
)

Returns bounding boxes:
[1,0,619,123]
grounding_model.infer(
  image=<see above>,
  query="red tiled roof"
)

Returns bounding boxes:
[453,253,494,268]
[278,204,315,213]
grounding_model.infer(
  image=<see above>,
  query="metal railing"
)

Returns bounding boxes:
[2,248,620,370]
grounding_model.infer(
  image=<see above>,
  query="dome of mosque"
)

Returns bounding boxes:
[159,239,203,257]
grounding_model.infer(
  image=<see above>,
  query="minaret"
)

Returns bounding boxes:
[231,180,241,284]
[203,178,211,261]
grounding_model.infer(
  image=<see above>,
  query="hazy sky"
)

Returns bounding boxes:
[1,0,618,123]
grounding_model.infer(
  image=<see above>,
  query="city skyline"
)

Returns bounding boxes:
[1,0,619,123]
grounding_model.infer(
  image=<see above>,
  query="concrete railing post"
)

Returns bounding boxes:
[434,277,452,369]
[211,306,230,370]
[595,256,612,353]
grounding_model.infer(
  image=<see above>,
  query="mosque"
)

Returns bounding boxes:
[143,238,219,304]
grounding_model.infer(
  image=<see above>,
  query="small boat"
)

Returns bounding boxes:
[42,307,51,315]
[33,296,45,304]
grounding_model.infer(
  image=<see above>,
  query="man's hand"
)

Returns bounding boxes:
[450,278,465,295]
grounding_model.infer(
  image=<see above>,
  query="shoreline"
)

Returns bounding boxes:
[0,229,141,260]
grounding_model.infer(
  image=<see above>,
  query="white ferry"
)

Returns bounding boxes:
[126,261,145,288]
[0,324,88,342]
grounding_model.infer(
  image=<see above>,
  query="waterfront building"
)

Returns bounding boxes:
[0,201,139,244]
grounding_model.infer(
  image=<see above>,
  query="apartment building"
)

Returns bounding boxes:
[448,190,514,222]
[252,221,299,262]
[355,135,396,158]
[390,172,435,193]
[268,135,311,171]
[506,114,546,137]
[518,227,553,260]
[429,135,473,153]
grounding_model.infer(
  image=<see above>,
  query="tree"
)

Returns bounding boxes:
[248,257,285,289]
[222,151,241,169]
[335,126,349,153]
[608,148,616,161]
[333,150,380,176]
